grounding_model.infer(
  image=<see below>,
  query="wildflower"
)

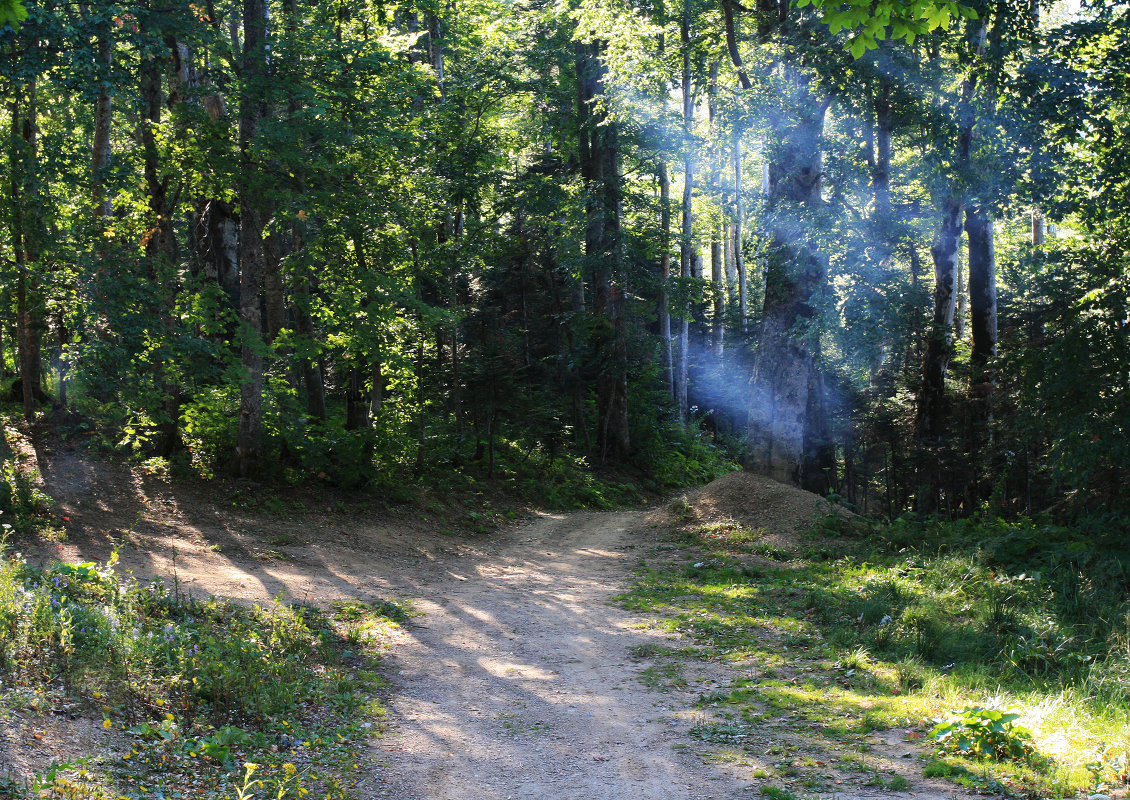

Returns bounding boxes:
[103,719,113,729]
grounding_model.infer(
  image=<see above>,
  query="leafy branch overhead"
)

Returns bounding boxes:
[0,0,26,28]
[799,0,978,56]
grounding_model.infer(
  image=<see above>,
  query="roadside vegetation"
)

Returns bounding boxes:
[621,504,1130,798]
[0,525,404,800]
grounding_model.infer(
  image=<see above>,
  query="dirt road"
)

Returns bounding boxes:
[368,511,749,800]
[30,459,988,800]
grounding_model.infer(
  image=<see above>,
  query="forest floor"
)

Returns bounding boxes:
[3,438,1009,800]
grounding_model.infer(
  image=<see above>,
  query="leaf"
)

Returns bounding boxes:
[850,36,867,59]
[0,0,27,29]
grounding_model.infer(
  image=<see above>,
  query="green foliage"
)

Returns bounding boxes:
[0,0,26,29]
[0,542,397,798]
[801,0,977,53]
[619,508,1130,796]
[0,460,53,532]
[932,706,1035,762]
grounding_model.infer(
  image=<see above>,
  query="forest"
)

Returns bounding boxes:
[0,0,1125,520]
[2,0,1130,796]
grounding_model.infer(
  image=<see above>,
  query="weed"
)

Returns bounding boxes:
[0,542,396,799]
[932,706,1035,762]
[639,662,687,691]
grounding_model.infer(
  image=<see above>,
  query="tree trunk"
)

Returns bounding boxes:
[345,366,370,430]
[235,0,270,476]
[914,197,963,511]
[92,33,113,221]
[578,41,629,461]
[658,161,674,401]
[9,83,44,420]
[965,205,997,437]
[733,137,747,332]
[745,92,831,492]
[675,2,693,420]
[708,62,724,359]
[873,81,891,221]
[141,53,184,456]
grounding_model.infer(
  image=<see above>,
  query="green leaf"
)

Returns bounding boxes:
[850,36,867,58]
[0,0,27,29]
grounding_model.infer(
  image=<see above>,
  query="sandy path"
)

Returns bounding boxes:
[368,511,749,800]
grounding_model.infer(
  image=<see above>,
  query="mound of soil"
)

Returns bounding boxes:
[650,469,845,547]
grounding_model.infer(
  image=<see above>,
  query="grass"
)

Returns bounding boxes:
[617,509,1130,798]
[0,538,404,800]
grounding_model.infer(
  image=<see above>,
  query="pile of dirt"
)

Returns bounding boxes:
[649,469,846,547]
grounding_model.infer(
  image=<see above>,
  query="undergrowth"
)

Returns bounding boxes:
[0,537,404,800]
[619,508,1130,798]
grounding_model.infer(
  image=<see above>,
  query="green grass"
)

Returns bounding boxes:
[0,542,403,800]
[618,512,1130,798]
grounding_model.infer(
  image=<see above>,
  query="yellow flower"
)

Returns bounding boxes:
[93,691,102,699]
[155,698,165,706]
[103,719,112,729]
[165,713,174,721]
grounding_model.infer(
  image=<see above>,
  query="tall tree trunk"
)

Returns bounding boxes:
[658,161,674,401]
[9,82,44,420]
[914,197,963,511]
[235,0,270,476]
[873,80,891,222]
[746,90,832,492]
[578,41,629,461]
[141,53,184,455]
[733,136,747,332]
[675,1,693,420]
[291,230,326,420]
[92,33,113,221]
[708,62,724,359]
[720,0,752,90]
[965,205,997,436]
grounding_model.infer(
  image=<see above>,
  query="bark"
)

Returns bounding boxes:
[1031,209,1045,247]
[675,1,693,420]
[916,198,963,444]
[92,33,113,220]
[190,199,240,310]
[734,138,747,332]
[140,55,184,456]
[345,367,370,430]
[658,161,674,401]
[709,62,724,359]
[235,0,270,476]
[293,242,326,420]
[263,234,286,343]
[170,38,237,315]
[873,81,891,222]
[720,0,752,90]
[965,205,997,431]
[745,90,832,492]
[9,83,45,420]
[578,41,629,461]
[723,222,735,302]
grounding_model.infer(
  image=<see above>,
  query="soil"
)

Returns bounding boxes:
[6,444,995,800]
